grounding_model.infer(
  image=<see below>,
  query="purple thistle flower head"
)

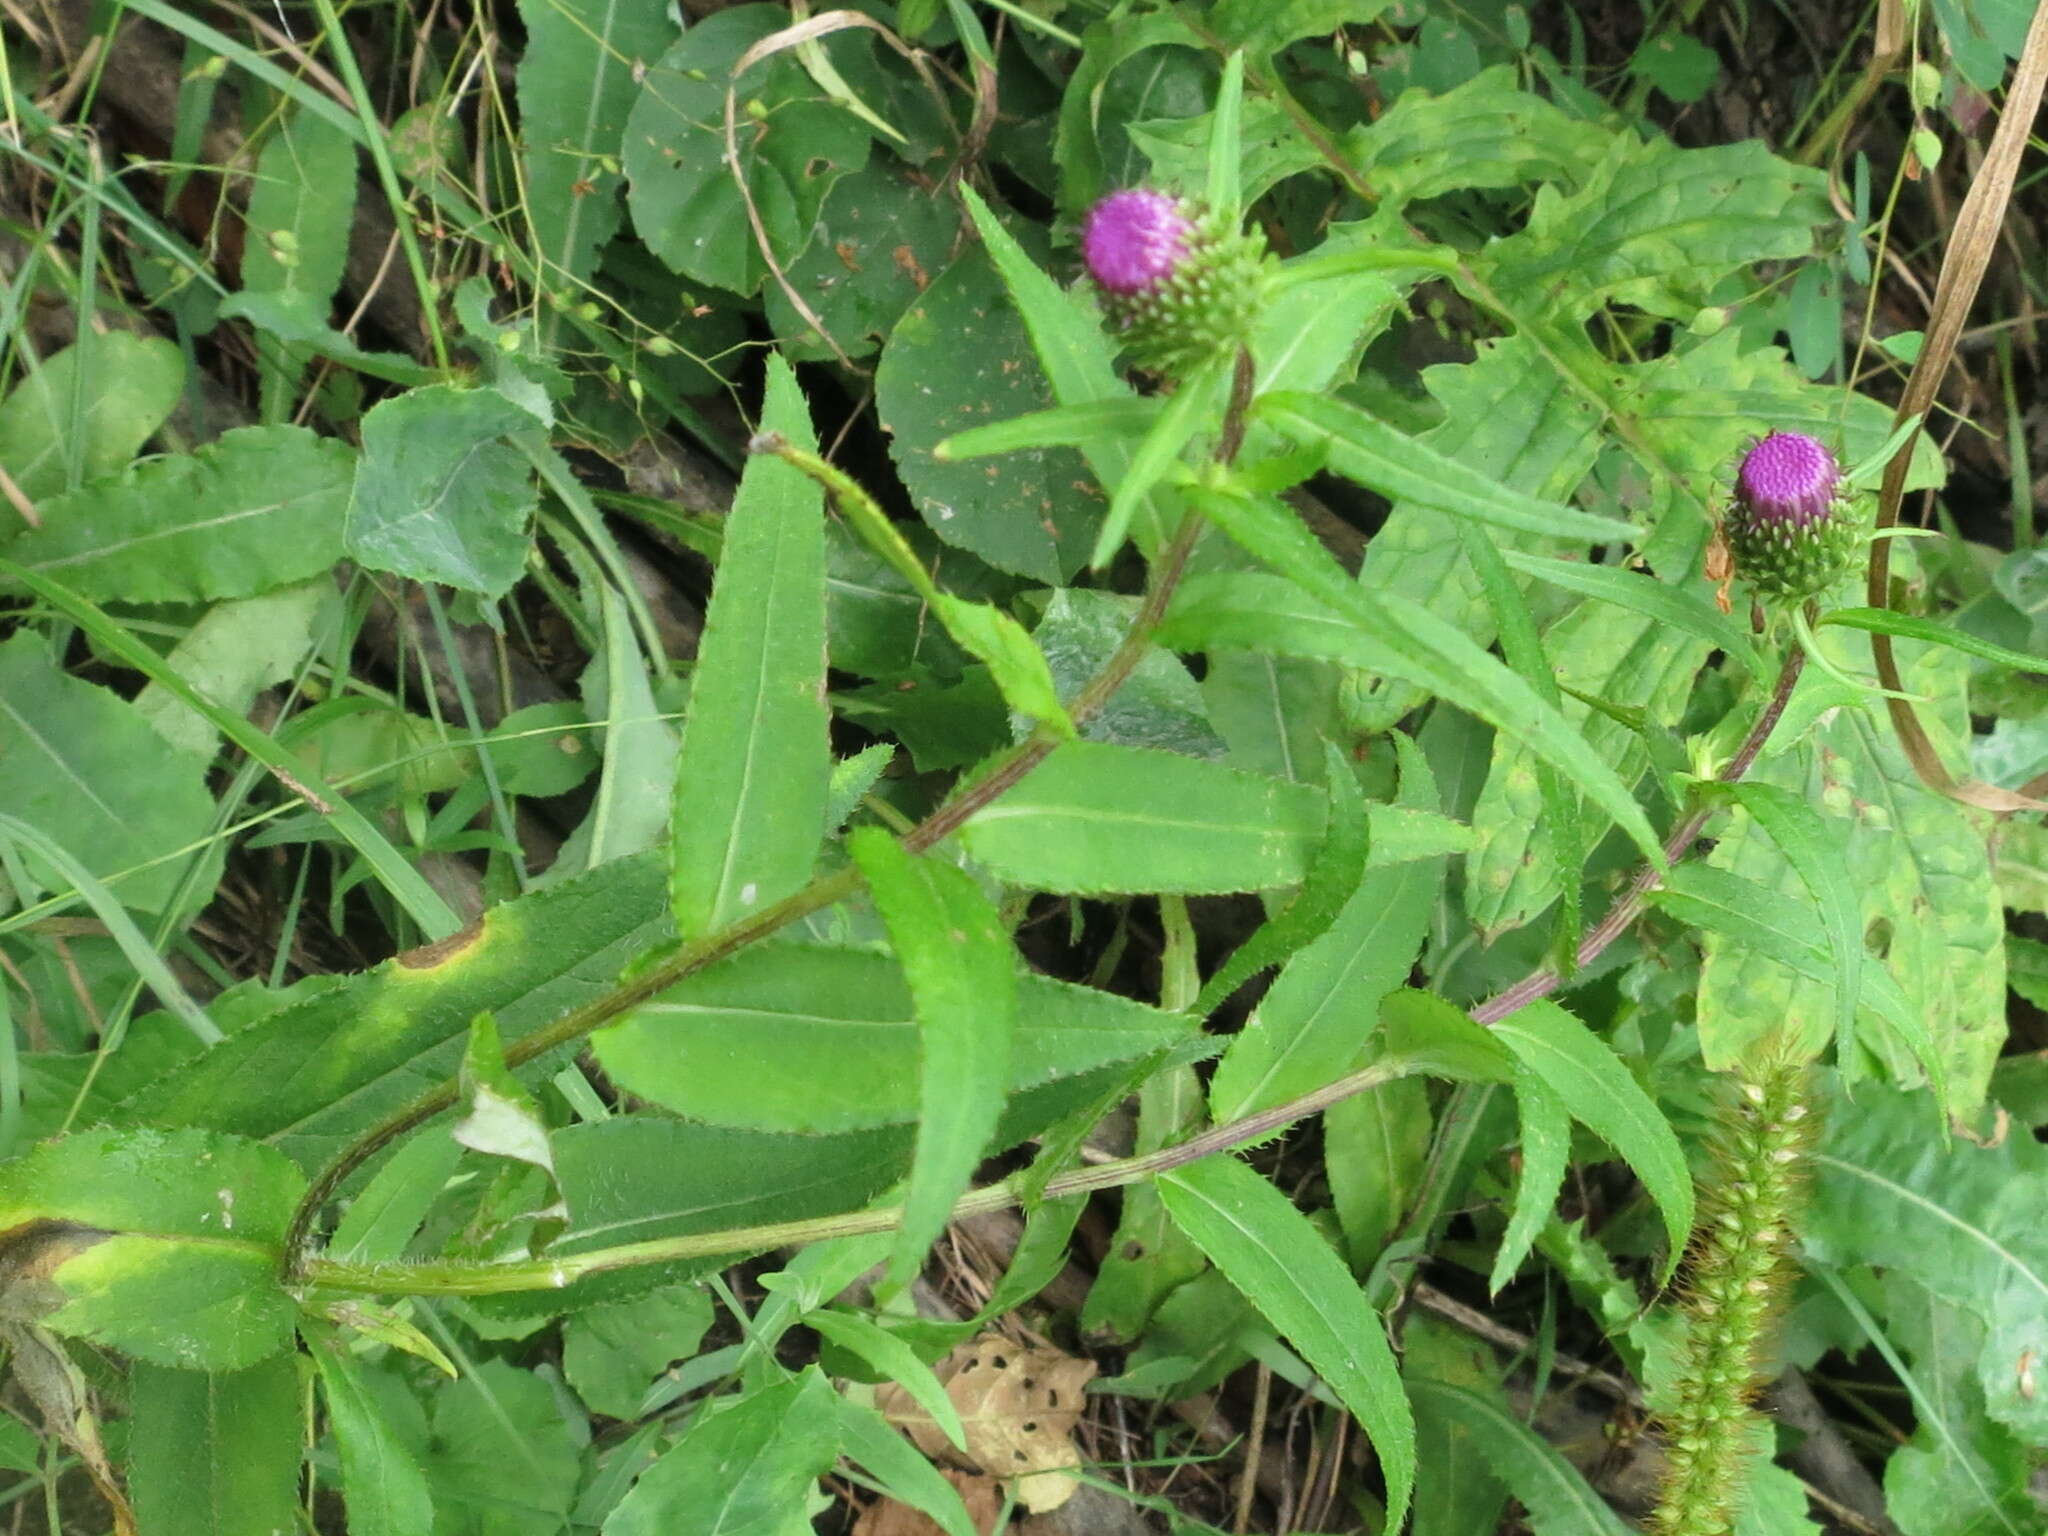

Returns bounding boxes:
[1734,431,1841,531]
[1082,189,1196,296]
[1724,430,1861,601]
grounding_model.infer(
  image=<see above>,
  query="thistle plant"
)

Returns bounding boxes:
[1649,1060,1818,1536]
[1722,431,1861,603]
[1080,187,1271,377]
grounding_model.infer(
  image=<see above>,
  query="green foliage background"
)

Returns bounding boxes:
[0,1,2044,1533]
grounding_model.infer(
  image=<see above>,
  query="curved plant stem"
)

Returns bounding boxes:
[299,1058,1405,1297]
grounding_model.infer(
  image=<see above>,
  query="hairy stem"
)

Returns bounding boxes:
[1650,1060,1817,1536]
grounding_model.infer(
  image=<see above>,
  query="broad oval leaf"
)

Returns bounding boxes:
[622,6,870,295]
[0,331,186,504]
[344,385,540,599]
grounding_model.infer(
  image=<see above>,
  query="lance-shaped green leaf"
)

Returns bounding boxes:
[1405,1380,1634,1535]
[936,396,1163,459]
[958,740,1328,895]
[593,940,1193,1133]
[120,852,675,1171]
[605,1369,842,1534]
[1163,495,1665,871]
[1095,349,1229,567]
[1194,742,1370,1016]
[0,1127,303,1368]
[304,1323,435,1536]
[128,1357,303,1536]
[1160,1155,1414,1530]
[1456,518,1582,958]
[1208,738,1441,1125]
[2,425,353,602]
[1490,1067,1572,1295]
[1488,1000,1693,1280]
[933,595,1075,738]
[1505,549,1767,683]
[1348,332,1607,732]
[671,356,830,938]
[850,828,1016,1291]
[1253,392,1636,542]
[515,0,676,293]
[1819,607,2046,674]
[837,1398,979,1536]
[1377,990,1514,1085]
[807,1309,965,1451]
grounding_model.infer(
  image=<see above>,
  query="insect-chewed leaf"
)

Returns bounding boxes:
[514,0,676,291]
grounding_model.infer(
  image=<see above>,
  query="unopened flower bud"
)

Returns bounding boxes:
[1724,431,1861,601]
[1080,188,1270,376]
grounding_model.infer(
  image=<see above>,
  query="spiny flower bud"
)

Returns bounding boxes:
[1080,188,1269,377]
[1723,431,1861,601]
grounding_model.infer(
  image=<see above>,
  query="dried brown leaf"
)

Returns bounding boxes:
[878,1331,1098,1513]
[851,1469,1006,1535]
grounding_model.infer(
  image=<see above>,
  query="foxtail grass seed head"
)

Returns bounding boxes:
[1081,188,1271,377]
[1723,432,1861,601]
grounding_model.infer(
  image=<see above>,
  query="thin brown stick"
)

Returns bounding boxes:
[1864,5,2048,813]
